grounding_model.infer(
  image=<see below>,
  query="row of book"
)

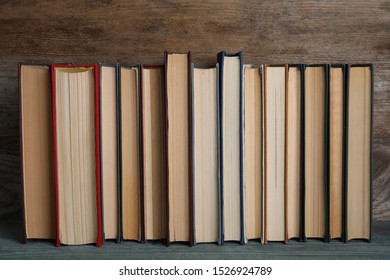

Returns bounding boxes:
[19,51,373,247]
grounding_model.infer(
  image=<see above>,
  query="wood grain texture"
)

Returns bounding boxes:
[0,0,389,220]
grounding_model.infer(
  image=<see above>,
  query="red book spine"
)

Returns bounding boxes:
[94,64,103,247]
[50,65,60,247]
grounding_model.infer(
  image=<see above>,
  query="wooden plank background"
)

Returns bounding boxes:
[0,0,389,220]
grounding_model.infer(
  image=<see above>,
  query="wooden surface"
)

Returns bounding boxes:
[0,220,389,259]
[0,0,389,220]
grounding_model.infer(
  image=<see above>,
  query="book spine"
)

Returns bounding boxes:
[302,64,307,242]
[190,63,196,246]
[139,65,146,243]
[217,51,225,245]
[164,51,170,247]
[50,65,60,247]
[344,64,350,242]
[99,64,106,243]
[94,64,103,247]
[238,52,245,245]
[117,63,123,243]
[188,52,194,247]
[341,64,347,243]
[369,64,374,242]
[242,64,247,244]
[299,64,305,243]
[260,64,265,244]
[325,64,330,243]
[215,63,222,246]
[263,64,268,244]
[284,64,289,245]
[18,63,27,244]
[160,64,168,246]
[135,64,144,243]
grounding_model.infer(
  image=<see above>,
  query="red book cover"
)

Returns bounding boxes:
[51,64,102,247]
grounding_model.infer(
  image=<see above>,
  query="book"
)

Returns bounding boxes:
[263,64,287,243]
[192,64,220,244]
[303,64,330,242]
[51,64,102,246]
[345,64,373,242]
[100,64,119,241]
[243,65,263,243]
[19,64,55,242]
[140,64,166,241]
[164,52,193,246]
[217,51,244,244]
[286,65,304,241]
[329,64,346,240]
[119,65,142,242]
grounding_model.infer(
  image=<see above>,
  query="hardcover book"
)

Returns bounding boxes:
[165,52,193,246]
[51,64,103,246]
[217,51,244,244]
[19,64,55,242]
[263,64,288,243]
[140,64,167,241]
[100,64,119,241]
[192,64,220,244]
[243,64,263,243]
[119,65,142,242]
[303,64,330,242]
[329,64,346,240]
[286,64,304,242]
[344,64,373,242]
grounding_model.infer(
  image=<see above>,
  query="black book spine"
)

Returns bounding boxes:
[217,51,225,245]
